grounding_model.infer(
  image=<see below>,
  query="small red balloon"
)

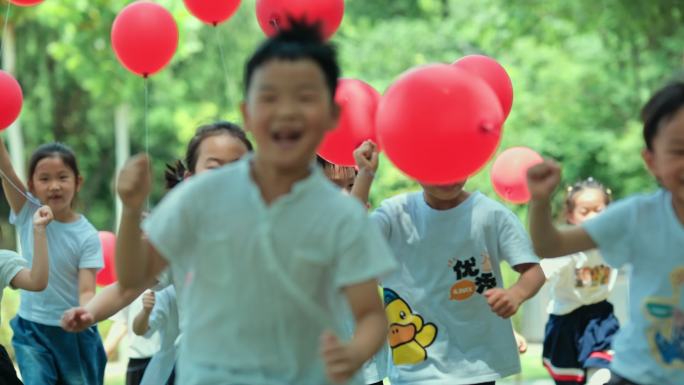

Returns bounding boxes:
[318,79,381,166]
[9,0,44,6]
[96,231,117,286]
[255,0,344,40]
[377,64,503,185]
[0,71,23,131]
[111,1,179,77]
[183,0,241,26]
[490,147,544,204]
[453,55,514,119]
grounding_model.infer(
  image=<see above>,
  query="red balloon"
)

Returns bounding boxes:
[255,0,344,40]
[318,79,381,166]
[376,64,503,185]
[0,71,23,131]
[111,1,179,77]
[96,231,117,286]
[183,0,241,26]
[453,55,514,119]
[490,147,543,204]
[9,0,44,6]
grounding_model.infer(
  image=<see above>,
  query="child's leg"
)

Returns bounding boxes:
[13,316,106,385]
[0,343,24,385]
[126,357,152,385]
[586,367,611,385]
[542,314,584,385]
[10,317,59,385]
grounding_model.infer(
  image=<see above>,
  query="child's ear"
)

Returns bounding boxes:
[240,101,250,133]
[75,175,84,193]
[642,148,657,178]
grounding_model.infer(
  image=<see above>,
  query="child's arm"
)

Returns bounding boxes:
[320,279,387,384]
[78,268,98,306]
[103,319,127,358]
[116,154,168,289]
[132,291,155,336]
[527,160,596,257]
[485,263,545,319]
[61,282,147,332]
[350,141,379,206]
[0,137,28,214]
[10,206,53,291]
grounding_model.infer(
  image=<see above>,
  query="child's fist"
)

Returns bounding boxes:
[320,330,362,384]
[527,159,562,202]
[353,140,379,174]
[142,291,155,313]
[33,205,53,228]
[61,307,95,333]
[484,288,522,319]
[117,154,151,210]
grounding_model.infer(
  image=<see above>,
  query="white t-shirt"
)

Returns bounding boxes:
[143,158,397,385]
[541,249,617,315]
[583,189,684,385]
[111,293,161,359]
[11,200,103,326]
[371,191,539,385]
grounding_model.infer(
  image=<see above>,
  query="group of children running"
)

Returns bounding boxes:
[0,20,681,385]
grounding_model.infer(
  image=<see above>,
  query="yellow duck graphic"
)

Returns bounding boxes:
[383,288,437,365]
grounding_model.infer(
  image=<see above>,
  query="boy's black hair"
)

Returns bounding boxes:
[641,81,684,151]
[165,121,252,189]
[244,18,340,101]
[564,177,612,215]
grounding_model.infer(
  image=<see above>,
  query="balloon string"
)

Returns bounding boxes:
[0,2,11,63]
[144,76,150,211]
[0,169,42,207]
[214,26,230,114]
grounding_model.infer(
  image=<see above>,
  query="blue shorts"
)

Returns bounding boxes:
[10,316,106,385]
[543,301,620,385]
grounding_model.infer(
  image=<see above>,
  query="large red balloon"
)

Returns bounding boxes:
[0,71,23,131]
[376,64,503,185]
[111,1,179,78]
[9,0,44,6]
[255,0,344,40]
[183,0,241,26]
[96,231,117,286]
[490,147,543,204]
[318,79,381,166]
[453,55,514,119]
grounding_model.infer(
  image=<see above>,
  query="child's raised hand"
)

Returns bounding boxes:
[61,307,95,333]
[32,205,53,228]
[484,288,523,319]
[117,154,151,210]
[353,140,379,175]
[142,291,155,313]
[320,330,362,384]
[527,159,562,202]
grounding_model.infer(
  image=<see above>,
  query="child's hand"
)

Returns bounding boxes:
[117,154,151,210]
[142,291,155,313]
[514,331,528,354]
[320,330,362,384]
[61,307,95,332]
[353,140,379,175]
[484,288,523,319]
[527,159,562,202]
[32,205,53,228]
